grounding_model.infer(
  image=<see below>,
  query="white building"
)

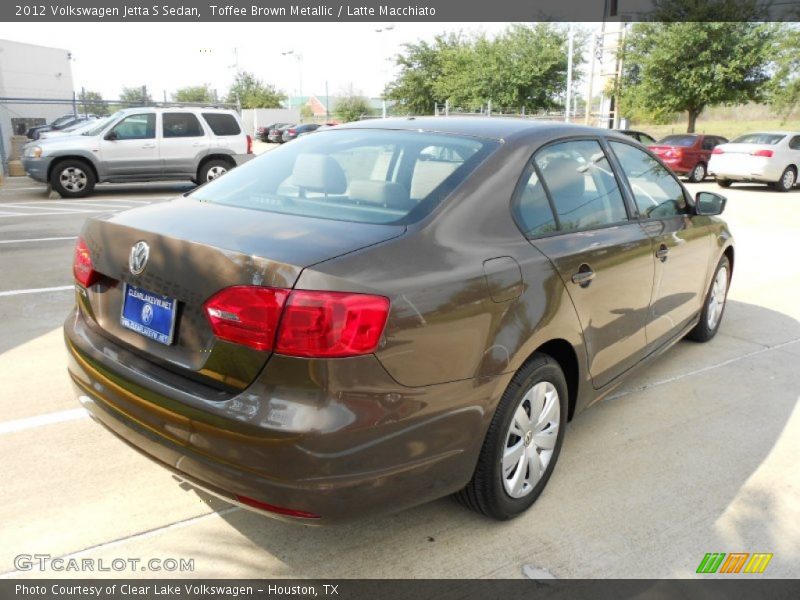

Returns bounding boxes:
[0,39,75,173]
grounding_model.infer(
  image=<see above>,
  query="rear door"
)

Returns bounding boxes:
[517,139,655,388]
[160,111,210,177]
[608,140,712,348]
[99,112,160,177]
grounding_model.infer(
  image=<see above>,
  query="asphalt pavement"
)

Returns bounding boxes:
[0,173,797,579]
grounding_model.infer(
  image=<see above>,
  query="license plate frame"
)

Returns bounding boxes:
[120,283,178,346]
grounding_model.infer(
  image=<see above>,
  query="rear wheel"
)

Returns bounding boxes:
[687,255,730,342]
[198,159,233,183]
[715,178,732,188]
[688,162,707,183]
[456,354,567,520]
[772,166,796,192]
[50,159,95,198]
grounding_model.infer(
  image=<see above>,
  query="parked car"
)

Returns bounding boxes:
[65,118,733,523]
[22,107,252,198]
[648,134,728,182]
[281,123,321,142]
[616,129,657,146]
[26,114,75,139]
[27,114,97,140]
[267,123,295,143]
[708,131,800,192]
[297,123,339,138]
[256,122,289,142]
[38,116,103,140]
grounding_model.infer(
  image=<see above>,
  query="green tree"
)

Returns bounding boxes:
[77,90,109,116]
[226,72,285,109]
[119,85,153,107]
[769,26,800,118]
[299,104,314,120]
[173,84,216,104]
[334,88,372,122]
[386,24,582,115]
[620,21,777,132]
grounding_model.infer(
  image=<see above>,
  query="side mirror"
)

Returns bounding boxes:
[695,191,726,216]
[105,130,118,141]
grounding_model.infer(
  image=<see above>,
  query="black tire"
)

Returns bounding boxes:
[771,166,796,192]
[50,159,95,198]
[197,159,233,184]
[688,162,707,183]
[686,255,731,343]
[456,353,568,520]
[716,178,732,188]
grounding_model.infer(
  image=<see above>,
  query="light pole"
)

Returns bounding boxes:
[565,25,574,122]
[281,50,303,113]
[375,25,395,118]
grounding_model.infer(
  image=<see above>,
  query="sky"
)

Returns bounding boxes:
[2,22,526,101]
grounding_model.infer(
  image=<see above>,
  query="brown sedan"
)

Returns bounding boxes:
[65,118,734,523]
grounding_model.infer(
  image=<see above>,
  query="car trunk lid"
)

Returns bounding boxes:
[78,198,404,390]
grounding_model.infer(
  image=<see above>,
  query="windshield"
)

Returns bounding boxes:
[656,135,697,147]
[731,133,785,145]
[190,129,499,225]
[83,113,120,136]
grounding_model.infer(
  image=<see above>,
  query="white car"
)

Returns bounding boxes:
[38,117,104,140]
[708,131,800,192]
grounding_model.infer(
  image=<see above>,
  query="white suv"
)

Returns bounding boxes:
[22,107,253,198]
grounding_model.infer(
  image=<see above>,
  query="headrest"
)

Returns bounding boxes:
[291,154,347,194]
[348,180,410,208]
[541,156,585,202]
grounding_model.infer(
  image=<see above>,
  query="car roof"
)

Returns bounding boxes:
[336,117,623,142]
[733,130,799,136]
[118,106,236,114]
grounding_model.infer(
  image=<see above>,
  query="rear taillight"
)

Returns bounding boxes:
[73,237,99,287]
[246,134,253,154]
[203,286,390,357]
[287,128,296,135]
[276,291,390,357]
[712,147,725,154]
[751,149,773,157]
[235,495,320,519]
[203,286,289,351]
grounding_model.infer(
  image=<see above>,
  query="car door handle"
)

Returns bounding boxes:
[141,143,156,149]
[655,244,669,262]
[571,265,595,288]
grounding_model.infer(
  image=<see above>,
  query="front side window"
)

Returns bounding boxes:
[190,129,497,225]
[609,141,687,219]
[109,113,155,140]
[531,140,628,233]
[163,113,204,138]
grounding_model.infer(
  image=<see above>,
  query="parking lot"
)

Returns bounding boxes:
[0,174,798,579]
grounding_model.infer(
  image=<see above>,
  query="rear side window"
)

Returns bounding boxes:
[610,141,687,219]
[163,113,204,138]
[526,140,629,233]
[190,129,498,225]
[202,113,241,136]
[789,136,800,150]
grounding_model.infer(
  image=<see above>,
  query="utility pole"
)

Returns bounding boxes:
[565,24,574,122]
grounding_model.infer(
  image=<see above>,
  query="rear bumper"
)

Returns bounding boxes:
[659,157,691,174]
[64,307,502,523]
[708,159,783,182]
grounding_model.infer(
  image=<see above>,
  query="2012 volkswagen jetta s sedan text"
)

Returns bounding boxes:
[65,118,734,523]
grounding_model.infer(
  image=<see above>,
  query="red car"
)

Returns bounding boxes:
[648,134,728,182]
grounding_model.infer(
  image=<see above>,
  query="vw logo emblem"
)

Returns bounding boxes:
[141,303,154,325]
[129,241,150,275]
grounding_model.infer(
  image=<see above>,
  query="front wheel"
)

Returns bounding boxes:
[688,162,707,183]
[686,255,730,342]
[772,166,796,192]
[456,354,567,520]
[198,159,232,183]
[50,159,95,198]
[716,178,732,188]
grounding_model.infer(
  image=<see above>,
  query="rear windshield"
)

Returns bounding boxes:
[656,135,697,147]
[202,113,241,136]
[190,129,498,225]
[731,133,785,145]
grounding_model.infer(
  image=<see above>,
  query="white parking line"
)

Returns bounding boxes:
[0,210,118,218]
[0,236,77,244]
[0,285,73,297]
[0,408,88,436]
[0,203,87,212]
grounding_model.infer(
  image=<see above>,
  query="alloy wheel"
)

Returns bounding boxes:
[707,266,728,330]
[60,167,87,192]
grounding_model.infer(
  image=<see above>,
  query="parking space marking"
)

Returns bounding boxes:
[0,203,89,213]
[0,236,77,244]
[0,408,88,436]
[0,210,114,218]
[0,285,73,297]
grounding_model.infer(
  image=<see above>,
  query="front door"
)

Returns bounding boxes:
[519,139,655,388]
[608,140,712,348]
[100,112,159,178]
